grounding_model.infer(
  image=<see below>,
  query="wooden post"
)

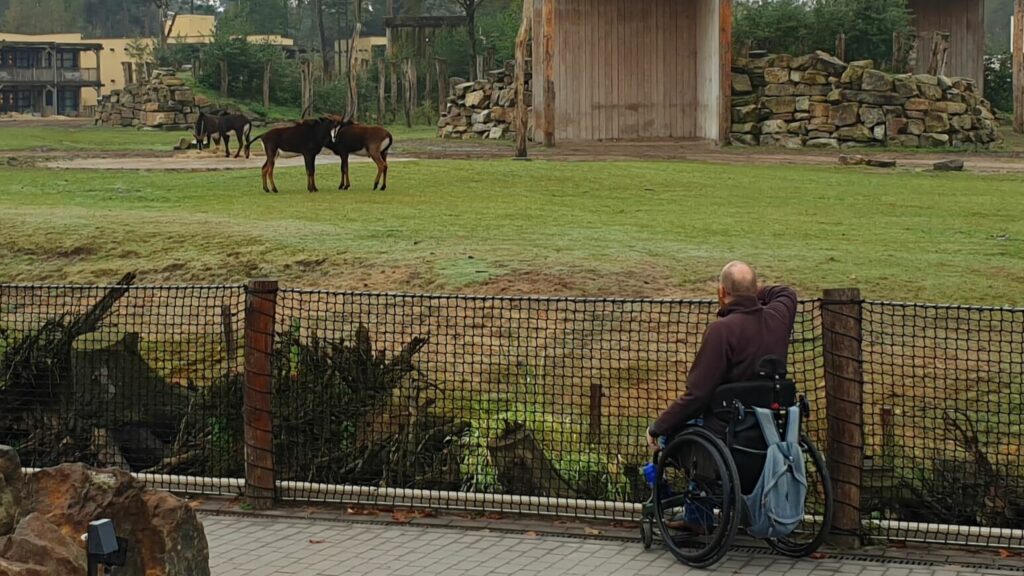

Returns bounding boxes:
[589,383,602,443]
[718,0,733,146]
[300,59,313,117]
[219,60,228,97]
[244,279,278,510]
[403,59,413,128]
[409,60,419,112]
[262,61,272,110]
[542,0,555,146]
[928,31,950,77]
[1014,0,1024,133]
[378,58,386,124]
[892,32,903,73]
[347,21,363,120]
[436,57,448,118]
[835,33,846,62]
[880,405,894,468]
[390,59,399,123]
[475,54,484,83]
[220,304,236,370]
[822,288,864,548]
[514,0,533,158]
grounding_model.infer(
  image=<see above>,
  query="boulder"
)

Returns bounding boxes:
[925,111,950,132]
[471,110,492,124]
[732,73,753,94]
[886,117,908,136]
[809,102,831,118]
[919,84,944,101]
[0,513,87,575]
[789,70,804,83]
[829,102,860,127]
[765,84,796,97]
[729,133,758,146]
[22,464,210,576]
[806,138,839,148]
[934,159,965,172]
[872,124,886,141]
[488,126,506,139]
[0,447,21,536]
[795,97,811,112]
[849,59,875,69]
[464,90,486,107]
[787,121,809,135]
[731,122,758,134]
[922,133,950,147]
[866,158,897,168]
[794,84,833,96]
[861,69,893,92]
[763,97,796,114]
[801,70,830,85]
[913,74,939,86]
[905,98,931,111]
[892,79,918,98]
[836,124,873,142]
[838,154,867,166]
[937,75,953,90]
[840,65,866,86]
[764,67,791,84]
[951,114,973,131]
[143,112,177,127]
[732,104,760,123]
[497,87,515,107]
[888,134,921,147]
[859,106,885,127]
[161,77,184,87]
[759,119,790,134]
[810,51,847,76]
[172,89,193,103]
[833,90,906,107]
[194,95,210,107]
[930,101,968,115]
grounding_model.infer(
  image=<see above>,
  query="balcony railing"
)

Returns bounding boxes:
[0,67,99,84]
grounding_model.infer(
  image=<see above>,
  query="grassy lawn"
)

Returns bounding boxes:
[1,159,1022,305]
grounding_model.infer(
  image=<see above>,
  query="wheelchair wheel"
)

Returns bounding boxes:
[640,519,654,550]
[766,435,833,558]
[653,428,742,568]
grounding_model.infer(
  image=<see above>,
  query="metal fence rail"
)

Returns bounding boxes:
[0,282,1021,549]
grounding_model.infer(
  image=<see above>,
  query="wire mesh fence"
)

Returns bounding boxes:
[861,301,1024,547]
[0,282,1021,548]
[0,280,246,496]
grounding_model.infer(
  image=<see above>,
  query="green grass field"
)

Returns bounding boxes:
[2,157,1022,304]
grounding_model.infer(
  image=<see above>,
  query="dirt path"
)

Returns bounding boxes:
[44,151,415,171]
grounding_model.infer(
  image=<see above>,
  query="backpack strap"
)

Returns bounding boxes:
[783,405,801,444]
[752,407,782,445]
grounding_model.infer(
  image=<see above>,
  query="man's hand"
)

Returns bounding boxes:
[646,427,660,451]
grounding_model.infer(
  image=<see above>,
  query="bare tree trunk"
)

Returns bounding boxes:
[220,60,228,97]
[403,59,413,128]
[263,62,272,109]
[314,0,333,81]
[928,31,950,76]
[467,5,478,81]
[347,17,362,120]
[1015,0,1024,133]
[435,57,448,118]
[378,59,386,124]
[390,59,399,123]
[514,0,533,157]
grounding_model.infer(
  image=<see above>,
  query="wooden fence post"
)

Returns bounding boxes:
[378,58,386,124]
[219,60,229,98]
[928,31,950,77]
[822,288,864,548]
[1014,0,1023,134]
[589,383,602,443]
[542,0,555,146]
[244,279,278,510]
[835,33,846,62]
[514,0,533,158]
[262,62,272,110]
[435,57,448,118]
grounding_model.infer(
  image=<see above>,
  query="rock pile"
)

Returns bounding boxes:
[437,59,533,140]
[0,445,211,576]
[730,51,999,149]
[94,69,211,130]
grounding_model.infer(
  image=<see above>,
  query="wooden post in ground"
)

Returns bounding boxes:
[1014,0,1024,133]
[892,32,903,73]
[589,383,602,443]
[436,57,448,118]
[390,59,399,124]
[244,279,278,510]
[262,61,272,110]
[514,0,533,158]
[928,31,950,76]
[219,60,228,97]
[378,58,386,124]
[542,0,555,146]
[402,59,413,128]
[718,0,732,146]
[835,33,846,61]
[822,288,864,549]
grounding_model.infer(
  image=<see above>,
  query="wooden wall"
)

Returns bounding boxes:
[533,0,726,142]
[908,0,985,87]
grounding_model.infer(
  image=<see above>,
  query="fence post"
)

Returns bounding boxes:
[822,288,863,548]
[244,279,278,510]
[588,383,602,443]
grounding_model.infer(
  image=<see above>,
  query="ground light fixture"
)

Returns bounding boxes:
[84,519,127,575]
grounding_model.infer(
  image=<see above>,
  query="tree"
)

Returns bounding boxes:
[451,0,486,80]
[219,0,290,35]
[1,0,84,34]
[152,0,173,48]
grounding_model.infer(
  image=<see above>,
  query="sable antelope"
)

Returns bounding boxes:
[194,111,252,158]
[328,120,394,191]
[243,116,341,193]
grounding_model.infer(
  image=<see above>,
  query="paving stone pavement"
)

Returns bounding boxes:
[201,514,1021,576]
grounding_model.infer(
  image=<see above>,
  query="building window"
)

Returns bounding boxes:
[16,90,32,111]
[58,89,79,114]
[44,90,53,107]
[56,50,78,69]
[15,50,32,68]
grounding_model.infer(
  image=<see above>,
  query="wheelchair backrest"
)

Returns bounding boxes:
[710,378,797,423]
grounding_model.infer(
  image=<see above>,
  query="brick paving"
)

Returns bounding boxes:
[201,513,1022,576]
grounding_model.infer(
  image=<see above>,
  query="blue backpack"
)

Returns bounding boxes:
[744,405,807,539]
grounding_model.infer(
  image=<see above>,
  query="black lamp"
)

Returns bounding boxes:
[86,519,127,576]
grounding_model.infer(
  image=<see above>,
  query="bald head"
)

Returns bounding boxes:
[719,261,758,299]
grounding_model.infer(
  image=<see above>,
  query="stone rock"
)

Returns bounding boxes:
[731,122,758,134]
[794,84,833,96]
[810,51,847,76]
[144,112,177,127]
[834,90,906,107]
[861,69,893,92]
[732,105,759,123]
[729,133,758,146]
[795,97,811,112]
[809,102,831,118]
[829,102,860,127]
[886,117,908,135]
[194,95,210,107]
[937,75,953,90]
[791,55,812,70]
[872,124,886,141]
[893,78,918,97]
[732,94,758,107]
[906,110,926,119]
[806,138,839,148]
[888,134,921,147]
[759,119,789,134]
[765,84,796,97]
[471,110,492,124]
[836,124,873,142]
[497,87,516,107]
[925,111,950,132]
[850,59,875,69]
[930,101,968,115]
[951,114,973,131]
[732,73,753,94]
[794,112,811,121]
[488,126,505,139]
[764,67,791,84]
[801,70,830,85]
[808,130,835,138]
[471,122,491,133]
[769,54,794,68]
[922,133,950,147]
[143,101,161,112]
[859,106,885,127]
[933,159,965,172]
[0,447,21,536]
[789,70,804,83]
[840,65,866,86]
[919,84,944,101]
[763,97,796,114]
[23,464,210,576]
[838,154,867,166]
[787,121,808,135]
[913,74,939,86]
[0,513,87,575]
[172,89,193,103]
[464,90,486,107]
[883,105,905,120]
[161,76,184,87]
[866,158,897,168]
[905,98,931,111]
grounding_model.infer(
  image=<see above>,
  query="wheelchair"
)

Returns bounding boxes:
[639,358,834,568]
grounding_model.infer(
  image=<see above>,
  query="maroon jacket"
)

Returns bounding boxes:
[649,285,798,438]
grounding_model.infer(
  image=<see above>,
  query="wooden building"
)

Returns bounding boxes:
[0,40,103,116]
[907,0,985,86]
[531,0,732,144]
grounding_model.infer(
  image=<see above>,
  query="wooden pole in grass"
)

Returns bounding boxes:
[514,0,533,158]
[262,61,271,110]
[822,288,864,549]
[1014,0,1024,133]
[436,57,448,118]
[244,279,278,510]
[542,0,555,146]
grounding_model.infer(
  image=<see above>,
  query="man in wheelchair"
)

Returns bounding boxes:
[646,261,798,528]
